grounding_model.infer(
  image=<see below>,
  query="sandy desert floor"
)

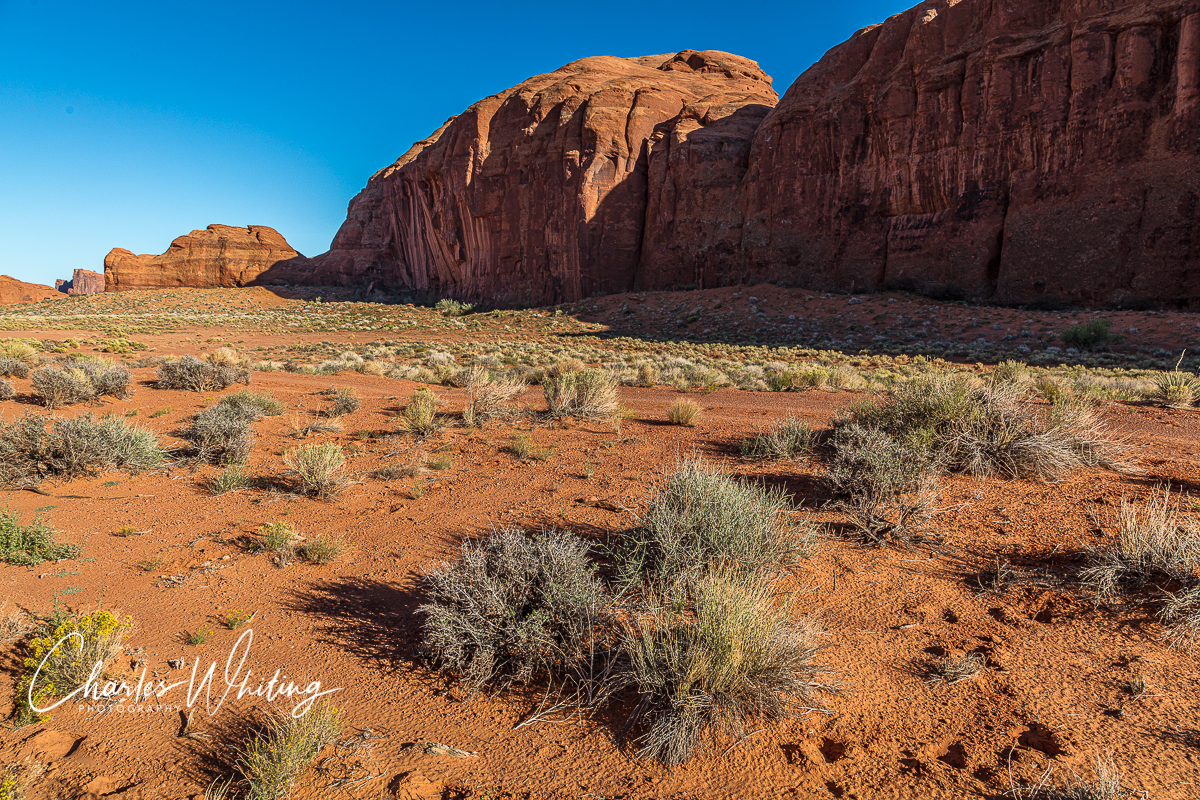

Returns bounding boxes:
[0,288,1197,799]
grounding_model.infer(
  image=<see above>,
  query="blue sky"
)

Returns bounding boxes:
[0,0,912,286]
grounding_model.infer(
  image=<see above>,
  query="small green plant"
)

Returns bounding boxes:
[225,609,251,630]
[1150,370,1198,408]
[206,465,254,495]
[114,525,141,537]
[1060,318,1120,350]
[187,626,214,645]
[150,407,172,418]
[435,298,475,317]
[401,387,442,435]
[0,510,78,566]
[259,522,298,552]
[137,556,164,573]
[236,704,342,800]
[410,483,426,499]
[221,390,285,417]
[666,398,700,426]
[429,454,453,470]
[326,387,360,417]
[301,533,351,565]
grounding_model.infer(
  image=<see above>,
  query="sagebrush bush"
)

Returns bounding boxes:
[0,379,14,401]
[221,390,285,417]
[824,423,938,501]
[183,404,255,465]
[991,360,1028,384]
[620,458,812,586]
[156,355,249,392]
[543,367,618,420]
[1150,371,1198,408]
[31,361,129,409]
[301,533,351,564]
[838,375,1129,481]
[741,414,816,461]
[0,340,37,365]
[419,527,612,694]
[16,609,131,723]
[618,574,827,765]
[0,358,30,379]
[237,704,342,800]
[463,366,524,426]
[1060,318,1119,350]
[283,442,345,498]
[666,398,700,426]
[326,387,360,417]
[206,465,254,495]
[0,411,164,488]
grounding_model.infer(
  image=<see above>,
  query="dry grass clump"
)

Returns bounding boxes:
[1010,755,1129,799]
[207,347,250,368]
[0,357,31,379]
[156,355,249,392]
[617,574,829,765]
[666,398,701,426]
[1080,488,1200,599]
[991,359,1029,384]
[236,704,342,800]
[925,652,986,686]
[840,375,1129,481]
[462,366,524,426]
[32,361,130,408]
[400,387,444,436]
[543,366,618,421]
[419,527,611,695]
[283,442,346,499]
[741,414,816,461]
[0,411,164,489]
[259,521,298,552]
[222,390,285,417]
[619,458,812,586]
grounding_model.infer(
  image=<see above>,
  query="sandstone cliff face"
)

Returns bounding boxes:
[274,51,776,305]
[104,225,303,291]
[741,0,1200,307]
[56,269,104,295]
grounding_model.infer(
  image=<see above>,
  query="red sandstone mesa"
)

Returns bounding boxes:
[0,275,60,304]
[55,268,104,296]
[104,225,303,291]
[740,0,1200,307]
[267,50,778,305]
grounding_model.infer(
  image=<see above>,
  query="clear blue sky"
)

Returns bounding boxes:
[0,0,912,286]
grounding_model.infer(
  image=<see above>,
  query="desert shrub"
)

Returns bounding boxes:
[462,367,524,426]
[419,527,611,695]
[617,574,827,765]
[1009,755,1128,800]
[505,434,552,461]
[259,522,298,552]
[666,398,700,426]
[301,533,351,564]
[0,412,164,488]
[1149,371,1198,408]
[221,390,285,417]
[637,363,658,387]
[435,298,475,317]
[0,340,38,365]
[283,442,345,498]
[206,465,254,495]
[207,347,250,368]
[326,388,359,417]
[769,367,829,392]
[839,375,1128,481]
[0,380,13,401]
[182,404,255,465]
[620,458,812,586]
[1060,318,1119,350]
[991,360,1028,384]
[1159,585,1200,648]
[15,609,131,724]
[741,414,816,461]
[1079,488,1200,600]
[400,387,442,435]
[156,355,249,392]
[925,652,986,686]
[0,358,30,379]
[824,423,938,501]
[543,367,618,420]
[31,361,128,408]
[237,704,342,800]
[0,509,78,565]
[1034,375,1071,404]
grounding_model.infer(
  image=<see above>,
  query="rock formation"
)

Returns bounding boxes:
[56,269,104,295]
[0,276,60,304]
[104,225,303,291]
[740,0,1200,307]
[259,50,777,305]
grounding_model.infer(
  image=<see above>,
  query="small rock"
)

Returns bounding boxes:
[168,658,184,669]
[848,297,863,305]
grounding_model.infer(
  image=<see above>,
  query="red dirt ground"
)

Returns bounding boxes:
[0,309,1197,799]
